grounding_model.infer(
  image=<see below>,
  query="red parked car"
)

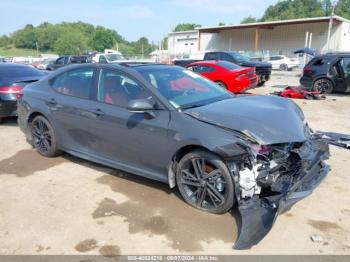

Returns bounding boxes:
[186,60,258,93]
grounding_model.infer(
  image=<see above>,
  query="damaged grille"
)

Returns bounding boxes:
[237,142,307,199]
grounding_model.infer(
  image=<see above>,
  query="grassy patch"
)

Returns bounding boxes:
[0,47,52,57]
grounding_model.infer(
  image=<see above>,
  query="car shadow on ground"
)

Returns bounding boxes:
[2,116,241,251]
[62,153,240,252]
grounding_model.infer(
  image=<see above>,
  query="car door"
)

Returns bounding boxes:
[339,57,350,92]
[49,66,100,153]
[53,56,66,70]
[87,68,171,178]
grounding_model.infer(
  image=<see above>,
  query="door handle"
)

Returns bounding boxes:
[46,98,57,106]
[89,108,105,116]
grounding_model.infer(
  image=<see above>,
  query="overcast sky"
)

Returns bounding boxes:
[0,0,278,41]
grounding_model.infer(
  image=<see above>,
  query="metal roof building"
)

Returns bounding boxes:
[168,16,350,57]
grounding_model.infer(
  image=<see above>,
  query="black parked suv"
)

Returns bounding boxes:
[300,52,350,93]
[203,51,272,85]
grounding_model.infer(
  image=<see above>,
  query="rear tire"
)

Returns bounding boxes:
[176,149,235,214]
[313,78,334,94]
[30,116,61,157]
[215,81,227,89]
[279,64,288,71]
[0,118,3,124]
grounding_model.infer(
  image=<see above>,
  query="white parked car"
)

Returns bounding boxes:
[268,55,300,71]
[92,50,127,64]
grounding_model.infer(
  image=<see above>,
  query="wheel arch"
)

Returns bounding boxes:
[167,144,217,188]
[28,111,47,124]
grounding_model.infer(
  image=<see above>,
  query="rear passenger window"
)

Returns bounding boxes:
[220,53,234,62]
[197,66,215,73]
[206,53,218,60]
[312,59,325,66]
[51,68,95,99]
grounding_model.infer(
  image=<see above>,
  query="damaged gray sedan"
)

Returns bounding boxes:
[17,63,330,249]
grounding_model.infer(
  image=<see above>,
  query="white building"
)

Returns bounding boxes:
[167,30,201,58]
[168,16,350,58]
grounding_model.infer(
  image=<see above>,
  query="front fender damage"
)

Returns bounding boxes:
[227,137,330,250]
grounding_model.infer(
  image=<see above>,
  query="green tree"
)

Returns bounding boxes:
[260,0,326,21]
[218,22,226,26]
[173,23,201,32]
[0,35,11,47]
[90,27,116,52]
[133,37,154,57]
[335,0,350,19]
[12,24,38,49]
[36,23,63,51]
[53,31,88,55]
[241,16,257,24]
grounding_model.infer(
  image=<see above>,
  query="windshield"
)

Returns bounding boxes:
[137,66,232,109]
[106,54,125,62]
[229,52,250,63]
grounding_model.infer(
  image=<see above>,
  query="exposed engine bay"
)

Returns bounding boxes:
[228,135,330,249]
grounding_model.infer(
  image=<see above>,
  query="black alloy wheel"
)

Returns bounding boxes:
[313,78,334,94]
[176,150,235,214]
[30,116,60,157]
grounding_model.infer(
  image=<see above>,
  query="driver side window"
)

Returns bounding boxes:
[340,58,350,76]
[98,69,152,108]
[56,57,65,65]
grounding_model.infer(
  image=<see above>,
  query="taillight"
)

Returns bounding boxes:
[236,74,246,80]
[0,84,24,94]
[303,66,312,74]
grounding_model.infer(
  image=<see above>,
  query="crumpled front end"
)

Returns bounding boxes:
[228,135,330,249]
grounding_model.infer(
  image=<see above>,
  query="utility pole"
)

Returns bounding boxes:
[326,1,337,52]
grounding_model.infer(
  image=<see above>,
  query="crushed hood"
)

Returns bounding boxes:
[184,95,308,145]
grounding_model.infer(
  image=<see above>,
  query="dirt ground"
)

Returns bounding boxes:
[0,70,349,255]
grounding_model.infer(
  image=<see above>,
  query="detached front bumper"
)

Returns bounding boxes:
[233,138,330,249]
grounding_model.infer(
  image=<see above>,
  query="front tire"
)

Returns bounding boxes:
[176,149,235,214]
[313,78,334,94]
[30,116,60,157]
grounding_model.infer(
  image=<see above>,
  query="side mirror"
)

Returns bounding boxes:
[127,99,156,119]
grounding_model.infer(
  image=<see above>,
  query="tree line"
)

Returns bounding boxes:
[0,21,161,56]
[241,0,350,24]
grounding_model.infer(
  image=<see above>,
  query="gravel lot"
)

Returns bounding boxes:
[0,70,349,255]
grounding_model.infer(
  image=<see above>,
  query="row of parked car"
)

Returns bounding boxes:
[1,50,350,124]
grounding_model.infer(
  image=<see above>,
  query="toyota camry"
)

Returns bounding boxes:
[17,63,330,249]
